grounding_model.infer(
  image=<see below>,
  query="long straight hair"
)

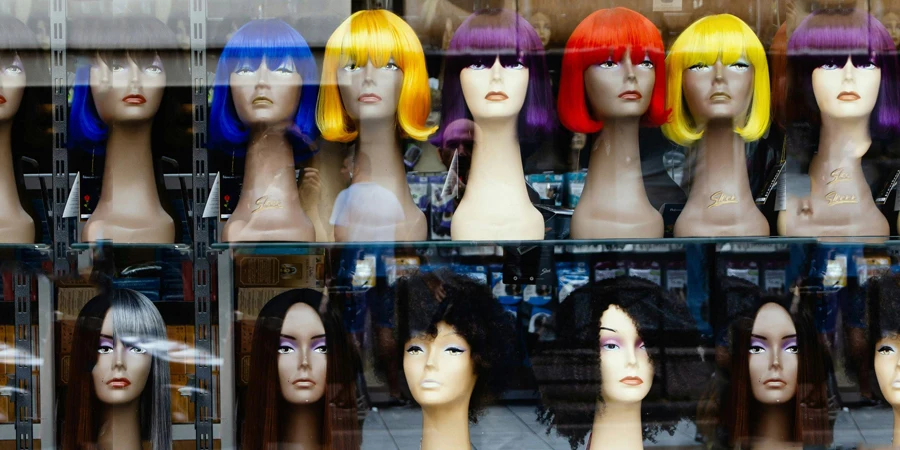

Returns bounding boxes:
[61,289,171,450]
[241,289,360,450]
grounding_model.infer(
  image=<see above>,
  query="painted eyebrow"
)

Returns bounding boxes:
[99,334,114,340]
[280,334,326,340]
[782,334,798,340]
[750,334,767,340]
[599,327,618,333]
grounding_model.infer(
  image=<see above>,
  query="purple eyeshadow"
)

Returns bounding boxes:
[99,336,114,348]
[600,337,621,348]
[782,338,798,351]
[310,337,326,350]
[279,338,297,351]
[750,338,768,351]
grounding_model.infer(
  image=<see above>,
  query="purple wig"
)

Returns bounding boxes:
[435,9,555,146]
[787,9,900,138]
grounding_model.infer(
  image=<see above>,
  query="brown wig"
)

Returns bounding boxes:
[723,291,831,447]
[241,289,360,450]
[61,289,171,450]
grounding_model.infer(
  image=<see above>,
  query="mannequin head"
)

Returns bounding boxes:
[558,8,667,134]
[530,12,551,48]
[724,293,830,447]
[866,274,900,408]
[533,277,694,450]
[435,9,555,145]
[69,16,178,153]
[0,16,32,124]
[395,269,515,423]
[884,11,900,48]
[787,9,900,138]
[209,19,319,158]
[318,9,436,143]
[242,289,359,450]
[62,289,171,450]
[662,14,771,146]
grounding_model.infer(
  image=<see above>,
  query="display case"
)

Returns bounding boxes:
[1,0,900,449]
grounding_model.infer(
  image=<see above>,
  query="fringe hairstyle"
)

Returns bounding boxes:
[61,289,171,450]
[662,14,771,146]
[558,8,668,134]
[241,289,360,450]
[317,9,437,143]
[434,8,555,146]
[787,9,900,139]
[209,19,320,159]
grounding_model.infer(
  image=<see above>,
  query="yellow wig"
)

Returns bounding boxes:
[662,14,771,147]
[317,10,436,143]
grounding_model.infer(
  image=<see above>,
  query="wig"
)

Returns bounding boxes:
[209,19,319,159]
[866,274,900,358]
[723,290,831,447]
[532,277,697,450]
[68,16,179,154]
[434,9,555,145]
[787,9,900,139]
[241,289,360,450]
[61,289,171,450]
[317,9,437,143]
[394,269,516,423]
[557,8,668,134]
[662,14,771,147]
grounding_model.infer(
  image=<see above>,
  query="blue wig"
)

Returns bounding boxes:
[209,19,320,160]
[68,17,178,154]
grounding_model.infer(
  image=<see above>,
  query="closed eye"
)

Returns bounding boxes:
[274,65,295,74]
[730,62,750,71]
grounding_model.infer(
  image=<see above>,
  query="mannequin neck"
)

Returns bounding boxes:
[750,402,795,448]
[353,118,410,196]
[420,402,471,450]
[97,400,142,450]
[279,402,323,450]
[893,405,900,446]
[691,120,754,201]
[467,117,527,197]
[0,121,24,209]
[239,127,300,204]
[588,118,646,191]
[101,122,163,206]
[818,115,872,160]
[589,400,644,450]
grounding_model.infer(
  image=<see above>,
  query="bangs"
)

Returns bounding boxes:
[788,10,894,66]
[673,17,760,68]
[220,19,313,76]
[569,8,664,67]
[109,291,166,345]
[449,9,541,59]
[335,11,402,70]
[0,16,37,51]
[69,16,177,55]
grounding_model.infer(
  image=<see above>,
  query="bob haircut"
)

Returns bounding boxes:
[241,289,359,450]
[317,9,436,143]
[662,14,771,146]
[787,9,900,139]
[394,269,516,424]
[866,274,900,357]
[558,8,668,134]
[723,293,831,447]
[61,289,171,450]
[68,16,178,154]
[434,9,555,146]
[209,19,319,159]
[532,277,696,450]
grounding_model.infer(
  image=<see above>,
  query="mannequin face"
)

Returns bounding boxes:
[91,311,153,405]
[90,52,166,125]
[403,321,477,409]
[598,305,653,405]
[682,57,753,127]
[874,334,900,406]
[277,302,328,405]
[812,55,880,122]
[0,52,25,123]
[585,48,655,121]
[748,303,799,405]
[460,55,529,124]
[230,57,302,128]
[337,59,403,125]
[531,13,551,48]
[884,12,900,48]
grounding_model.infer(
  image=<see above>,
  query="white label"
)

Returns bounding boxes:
[653,0,683,12]
[202,172,221,219]
[63,172,81,219]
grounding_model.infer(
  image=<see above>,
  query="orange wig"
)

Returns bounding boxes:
[557,8,668,134]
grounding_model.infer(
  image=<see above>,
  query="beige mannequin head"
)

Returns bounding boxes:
[682,57,754,129]
[91,310,153,405]
[586,48,656,121]
[277,302,328,405]
[404,321,477,409]
[0,51,25,123]
[885,12,900,48]
[812,55,881,123]
[89,52,166,126]
[337,59,402,125]
[531,12,551,48]
[875,334,900,406]
[598,305,654,404]
[460,55,529,123]
[748,302,799,405]
[230,57,303,130]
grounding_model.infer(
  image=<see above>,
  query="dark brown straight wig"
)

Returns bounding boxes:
[241,289,360,450]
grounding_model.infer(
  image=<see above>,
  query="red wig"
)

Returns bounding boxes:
[557,8,668,134]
